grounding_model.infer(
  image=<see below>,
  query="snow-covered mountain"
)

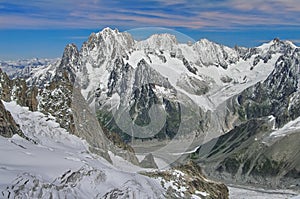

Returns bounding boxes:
[1,27,300,197]
[187,40,300,190]
[69,28,299,159]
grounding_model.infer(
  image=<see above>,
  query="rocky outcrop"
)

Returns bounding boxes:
[36,44,79,133]
[54,44,79,84]
[0,68,38,111]
[190,118,300,189]
[142,161,229,199]
[0,100,24,138]
[139,153,158,169]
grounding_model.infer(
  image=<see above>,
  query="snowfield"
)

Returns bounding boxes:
[0,101,165,198]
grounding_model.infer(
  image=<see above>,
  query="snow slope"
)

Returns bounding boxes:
[0,101,165,198]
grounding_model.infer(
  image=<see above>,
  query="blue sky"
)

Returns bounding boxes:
[1,0,300,60]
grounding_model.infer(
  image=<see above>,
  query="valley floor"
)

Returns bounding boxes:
[228,185,300,199]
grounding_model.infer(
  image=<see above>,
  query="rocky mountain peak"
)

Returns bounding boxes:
[196,38,215,46]
[193,38,239,68]
[135,33,178,51]
[258,38,296,54]
[249,39,298,68]
[55,43,80,83]
[80,27,134,72]
[99,27,135,49]
[61,44,79,68]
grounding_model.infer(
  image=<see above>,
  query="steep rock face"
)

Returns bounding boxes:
[79,28,134,96]
[54,43,79,84]
[78,29,212,144]
[139,153,158,169]
[236,46,300,127]
[190,118,300,189]
[97,57,203,142]
[37,81,74,132]
[106,57,134,99]
[36,44,79,133]
[0,69,38,111]
[0,69,12,101]
[27,42,139,164]
[0,45,78,133]
[202,40,300,140]
[0,100,24,138]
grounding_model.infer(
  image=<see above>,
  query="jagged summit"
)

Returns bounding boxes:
[258,37,297,53]
[92,27,135,51]
[61,44,79,64]
[193,38,239,68]
[101,27,120,33]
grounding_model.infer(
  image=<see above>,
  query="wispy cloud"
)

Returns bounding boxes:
[225,0,300,12]
[0,0,300,30]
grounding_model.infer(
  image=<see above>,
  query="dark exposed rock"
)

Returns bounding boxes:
[38,80,74,133]
[190,118,300,189]
[0,100,24,138]
[220,76,233,83]
[182,57,197,74]
[158,54,167,63]
[141,161,229,199]
[0,68,38,111]
[54,43,79,84]
[139,153,158,169]
[237,48,300,128]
